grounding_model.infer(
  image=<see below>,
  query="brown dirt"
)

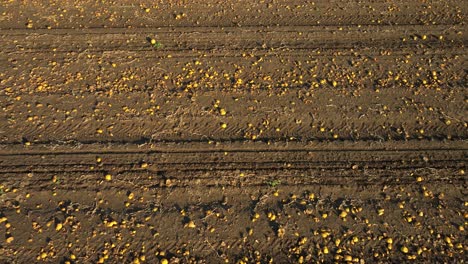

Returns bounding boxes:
[0,0,467,263]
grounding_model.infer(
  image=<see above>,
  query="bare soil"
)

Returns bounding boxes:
[0,0,466,263]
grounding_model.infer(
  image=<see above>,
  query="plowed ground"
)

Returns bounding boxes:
[0,0,466,263]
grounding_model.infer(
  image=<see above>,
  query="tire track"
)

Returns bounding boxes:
[0,144,465,188]
[1,25,464,54]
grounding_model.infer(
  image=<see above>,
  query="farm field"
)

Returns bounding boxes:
[0,0,466,263]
